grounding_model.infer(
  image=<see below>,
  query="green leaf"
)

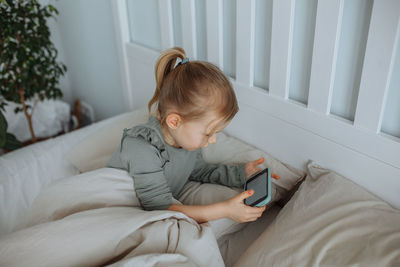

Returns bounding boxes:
[14,106,23,113]
[3,132,22,151]
[0,110,7,147]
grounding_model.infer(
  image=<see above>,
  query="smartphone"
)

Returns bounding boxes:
[243,168,271,207]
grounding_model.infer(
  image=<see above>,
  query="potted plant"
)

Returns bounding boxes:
[0,0,67,146]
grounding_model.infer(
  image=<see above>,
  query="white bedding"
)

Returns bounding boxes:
[0,168,224,267]
[7,108,396,266]
[0,112,134,235]
[0,108,306,266]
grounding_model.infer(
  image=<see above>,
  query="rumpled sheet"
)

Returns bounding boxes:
[0,168,224,267]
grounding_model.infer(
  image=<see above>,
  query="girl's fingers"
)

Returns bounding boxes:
[271,173,280,180]
[256,157,264,164]
[238,190,254,201]
[249,158,264,167]
[246,206,266,215]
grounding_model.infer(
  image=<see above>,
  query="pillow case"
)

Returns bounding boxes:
[234,161,400,267]
[202,132,305,192]
[176,133,305,239]
[65,108,149,172]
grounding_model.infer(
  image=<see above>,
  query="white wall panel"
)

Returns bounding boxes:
[355,0,400,134]
[308,0,344,114]
[126,0,161,51]
[288,0,317,105]
[158,0,174,50]
[180,0,197,58]
[195,0,207,60]
[330,0,373,121]
[253,0,273,90]
[236,0,255,86]
[171,0,183,48]
[381,25,400,139]
[222,0,236,78]
[205,0,223,67]
[269,0,295,99]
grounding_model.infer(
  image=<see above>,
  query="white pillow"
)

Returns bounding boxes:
[234,161,400,267]
[65,108,149,172]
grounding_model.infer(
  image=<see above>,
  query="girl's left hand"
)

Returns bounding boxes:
[245,157,280,180]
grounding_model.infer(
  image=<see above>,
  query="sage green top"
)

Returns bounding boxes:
[107,116,246,211]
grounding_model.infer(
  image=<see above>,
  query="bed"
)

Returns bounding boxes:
[0,107,399,266]
[1,0,400,266]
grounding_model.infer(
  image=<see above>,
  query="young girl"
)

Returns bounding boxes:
[108,47,278,224]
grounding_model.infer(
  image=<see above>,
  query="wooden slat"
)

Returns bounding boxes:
[226,94,400,209]
[308,0,344,114]
[269,0,295,99]
[231,79,400,180]
[110,0,134,111]
[158,0,174,50]
[126,43,159,110]
[355,0,400,132]
[236,0,255,86]
[180,0,197,59]
[206,0,223,67]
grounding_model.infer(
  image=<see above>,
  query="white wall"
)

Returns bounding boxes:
[124,0,400,140]
[50,0,125,121]
[46,8,73,106]
[46,0,400,134]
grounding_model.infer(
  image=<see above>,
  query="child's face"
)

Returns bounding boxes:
[172,112,228,151]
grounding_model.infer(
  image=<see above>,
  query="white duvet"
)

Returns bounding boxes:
[0,168,224,267]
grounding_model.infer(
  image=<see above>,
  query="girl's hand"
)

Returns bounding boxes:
[245,157,280,180]
[224,190,266,222]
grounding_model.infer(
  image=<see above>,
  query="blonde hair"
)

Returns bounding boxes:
[148,47,239,131]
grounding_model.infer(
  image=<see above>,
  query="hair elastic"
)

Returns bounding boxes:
[177,58,189,67]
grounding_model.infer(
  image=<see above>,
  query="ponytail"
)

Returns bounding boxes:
[148,46,239,129]
[148,47,186,114]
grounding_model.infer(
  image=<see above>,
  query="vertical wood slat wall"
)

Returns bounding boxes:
[205,0,223,67]
[354,0,400,133]
[308,0,343,114]
[180,0,197,59]
[269,0,295,99]
[205,0,399,141]
[117,0,400,167]
[158,0,174,50]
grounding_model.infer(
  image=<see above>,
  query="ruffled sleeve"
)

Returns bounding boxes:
[118,123,172,210]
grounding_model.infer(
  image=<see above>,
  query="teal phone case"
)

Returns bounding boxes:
[244,168,271,207]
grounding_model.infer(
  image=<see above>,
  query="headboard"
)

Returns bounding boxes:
[111,0,400,208]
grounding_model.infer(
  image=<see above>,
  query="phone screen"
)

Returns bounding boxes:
[244,169,268,206]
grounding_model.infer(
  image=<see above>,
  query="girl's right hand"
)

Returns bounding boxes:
[224,190,266,223]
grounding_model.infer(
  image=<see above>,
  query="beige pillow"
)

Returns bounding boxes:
[176,133,306,239]
[234,161,400,267]
[202,132,305,191]
[65,108,149,172]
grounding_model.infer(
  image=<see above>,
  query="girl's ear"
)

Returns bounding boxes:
[165,113,182,129]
